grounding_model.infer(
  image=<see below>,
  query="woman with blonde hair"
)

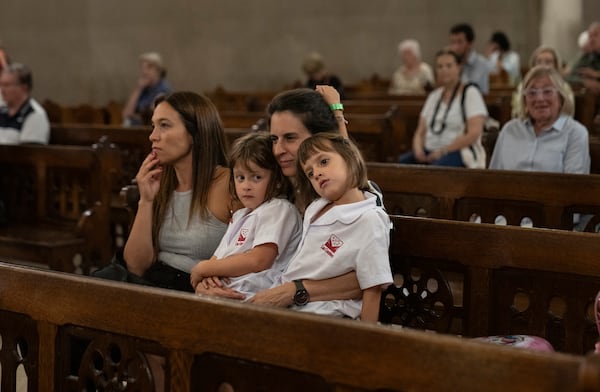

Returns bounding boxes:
[491,66,588,173]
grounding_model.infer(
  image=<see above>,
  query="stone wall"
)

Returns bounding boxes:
[0,0,594,105]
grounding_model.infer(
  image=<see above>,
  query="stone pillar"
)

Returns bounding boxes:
[540,0,584,68]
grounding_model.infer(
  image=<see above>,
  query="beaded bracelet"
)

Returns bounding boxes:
[330,103,344,111]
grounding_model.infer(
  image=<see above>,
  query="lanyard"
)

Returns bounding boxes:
[429,83,461,135]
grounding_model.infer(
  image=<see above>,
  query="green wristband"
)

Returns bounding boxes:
[330,103,344,111]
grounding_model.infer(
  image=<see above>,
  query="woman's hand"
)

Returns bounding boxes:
[249,282,295,307]
[414,148,428,162]
[136,152,163,203]
[315,85,340,106]
[425,148,446,163]
[189,261,206,289]
[195,284,246,300]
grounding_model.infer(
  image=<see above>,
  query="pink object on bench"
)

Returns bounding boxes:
[473,335,555,352]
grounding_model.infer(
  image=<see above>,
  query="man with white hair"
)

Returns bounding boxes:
[0,63,49,145]
[388,39,434,95]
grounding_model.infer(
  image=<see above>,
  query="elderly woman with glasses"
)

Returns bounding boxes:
[489,66,590,173]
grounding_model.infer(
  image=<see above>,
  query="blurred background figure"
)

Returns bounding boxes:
[302,52,344,99]
[0,41,10,106]
[565,30,592,75]
[486,31,521,86]
[568,21,600,95]
[122,51,172,126]
[388,39,434,95]
[0,63,50,145]
[449,23,493,93]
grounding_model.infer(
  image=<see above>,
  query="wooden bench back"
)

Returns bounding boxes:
[385,215,600,354]
[0,262,598,392]
[367,162,600,231]
[205,86,277,112]
[0,143,120,271]
[219,110,267,130]
[50,124,152,191]
[344,112,394,162]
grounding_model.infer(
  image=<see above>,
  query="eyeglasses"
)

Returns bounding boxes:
[524,87,558,99]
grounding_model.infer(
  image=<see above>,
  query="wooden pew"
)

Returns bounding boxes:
[345,112,394,162]
[42,100,108,124]
[343,92,512,123]
[575,89,599,137]
[205,86,277,112]
[50,124,152,191]
[0,142,120,273]
[367,162,600,231]
[384,215,600,354]
[219,110,267,131]
[1,262,599,392]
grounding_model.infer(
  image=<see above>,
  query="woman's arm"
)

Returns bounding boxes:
[124,200,156,276]
[190,244,278,288]
[315,85,349,139]
[123,153,162,275]
[360,285,384,323]
[249,271,361,307]
[564,123,591,174]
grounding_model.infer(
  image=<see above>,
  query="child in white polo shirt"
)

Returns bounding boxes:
[190,132,302,298]
[281,132,392,322]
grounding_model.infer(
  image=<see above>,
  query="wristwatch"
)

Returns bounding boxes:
[293,279,310,306]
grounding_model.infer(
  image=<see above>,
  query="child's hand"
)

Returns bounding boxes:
[195,284,246,300]
[190,262,207,289]
[200,276,230,289]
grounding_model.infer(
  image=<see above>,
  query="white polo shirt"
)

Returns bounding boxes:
[213,197,302,298]
[0,98,50,145]
[281,192,393,319]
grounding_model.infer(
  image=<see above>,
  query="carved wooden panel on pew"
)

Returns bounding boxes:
[0,143,120,272]
[367,162,600,232]
[2,262,598,392]
[382,215,600,354]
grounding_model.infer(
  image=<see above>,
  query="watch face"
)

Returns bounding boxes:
[294,289,309,306]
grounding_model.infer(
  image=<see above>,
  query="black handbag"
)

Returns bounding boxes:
[91,250,194,292]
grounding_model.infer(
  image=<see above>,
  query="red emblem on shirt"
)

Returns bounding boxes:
[321,234,343,257]
[236,228,249,246]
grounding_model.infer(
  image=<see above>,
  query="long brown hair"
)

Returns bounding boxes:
[151,92,228,253]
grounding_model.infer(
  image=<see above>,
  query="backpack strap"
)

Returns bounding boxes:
[460,82,478,123]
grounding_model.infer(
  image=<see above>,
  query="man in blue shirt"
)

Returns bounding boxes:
[122,52,172,126]
[449,23,493,94]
